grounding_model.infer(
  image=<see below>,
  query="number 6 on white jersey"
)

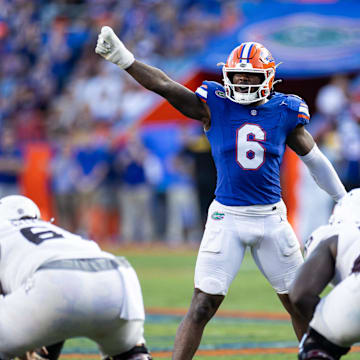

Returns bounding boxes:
[236,124,266,170]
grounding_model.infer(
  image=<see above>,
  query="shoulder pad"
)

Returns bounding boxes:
[285,94,310,122]
[284,94,306,111]
[205,81,225,94]
[197,81,226,101]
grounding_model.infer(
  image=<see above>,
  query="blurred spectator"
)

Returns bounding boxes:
[115,134,154,243]
[183,133,216,227]
[220,1,244,33]
[336,82,360,191]
[316,74,349,123]
[76,62,124,124]
[86,126,121,244]
[0,128,23,198]
[165,149,201,246]
[50,134,79,233]
[73,128,110,237]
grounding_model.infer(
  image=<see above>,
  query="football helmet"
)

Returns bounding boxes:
[329,188,360,225]
[220,42,277,105]
[0,195,41,221]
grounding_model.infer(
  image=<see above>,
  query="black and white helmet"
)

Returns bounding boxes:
[0,195,41,221]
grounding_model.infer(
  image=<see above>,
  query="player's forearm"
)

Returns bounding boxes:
[290,280,320,326]
[300,144,346,202]
[126,60,177,96]
[292,294,321,326]
[126,61,205,121]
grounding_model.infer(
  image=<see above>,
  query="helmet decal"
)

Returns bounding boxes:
[259,48,274,64]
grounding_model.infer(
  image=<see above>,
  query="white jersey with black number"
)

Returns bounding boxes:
[0,218,114,294]
[308,222,360,286]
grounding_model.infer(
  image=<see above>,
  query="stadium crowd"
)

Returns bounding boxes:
[1,0,360,245]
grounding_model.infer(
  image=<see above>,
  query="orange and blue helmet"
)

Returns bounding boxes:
[220,42,278,105]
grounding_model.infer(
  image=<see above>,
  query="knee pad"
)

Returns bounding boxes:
[106,344,152,360]
[298,328,350,360]
[197,276,226,295]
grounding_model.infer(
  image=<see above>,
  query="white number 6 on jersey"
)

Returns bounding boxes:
[236,124,266,170]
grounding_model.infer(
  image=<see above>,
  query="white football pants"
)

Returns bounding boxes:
[195,199,304,295]
[0,266,145,359]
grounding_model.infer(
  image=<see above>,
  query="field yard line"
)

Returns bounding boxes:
[62,346,360,359]
[146,307,290,320]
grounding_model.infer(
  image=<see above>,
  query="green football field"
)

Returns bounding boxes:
[61,246,359,360]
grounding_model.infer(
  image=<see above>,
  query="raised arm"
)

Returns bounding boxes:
[286,125,346,202]
[126,61,210,123]
[95,26,210,126]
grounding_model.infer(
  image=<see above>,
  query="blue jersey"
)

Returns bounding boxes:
[195,81,310,206]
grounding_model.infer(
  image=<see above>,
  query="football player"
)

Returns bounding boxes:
[95,26,347,359]
[290,189,360,360]
[0,195,151,360]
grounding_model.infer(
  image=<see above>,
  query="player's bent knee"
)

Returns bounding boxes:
[190,302,213,324]
[189,292,222,324]
[298,328,350,360]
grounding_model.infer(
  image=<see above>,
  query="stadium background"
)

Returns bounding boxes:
[2,0,360,358]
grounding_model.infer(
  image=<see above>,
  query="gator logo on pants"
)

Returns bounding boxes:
[211,211,225,220]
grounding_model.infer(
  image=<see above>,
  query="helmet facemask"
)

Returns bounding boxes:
[222,65,275,105]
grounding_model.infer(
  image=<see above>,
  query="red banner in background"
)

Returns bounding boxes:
[20,142,54,221]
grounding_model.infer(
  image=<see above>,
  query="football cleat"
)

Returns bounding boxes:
[298,328,350,360]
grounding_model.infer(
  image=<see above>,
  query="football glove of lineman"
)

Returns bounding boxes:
[95,26,135,69]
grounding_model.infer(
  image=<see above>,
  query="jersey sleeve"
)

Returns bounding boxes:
[285,94,310,133]
[195,81,225,103]
[195,82,210,103]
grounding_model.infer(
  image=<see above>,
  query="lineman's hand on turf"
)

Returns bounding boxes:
[95,26,135,69]
[17,347,49,360]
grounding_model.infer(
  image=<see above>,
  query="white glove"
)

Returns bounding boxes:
[95,26,135,69]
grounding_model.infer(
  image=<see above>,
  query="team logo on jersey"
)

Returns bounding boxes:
[211,211,225,220]
[215,90,226,98]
